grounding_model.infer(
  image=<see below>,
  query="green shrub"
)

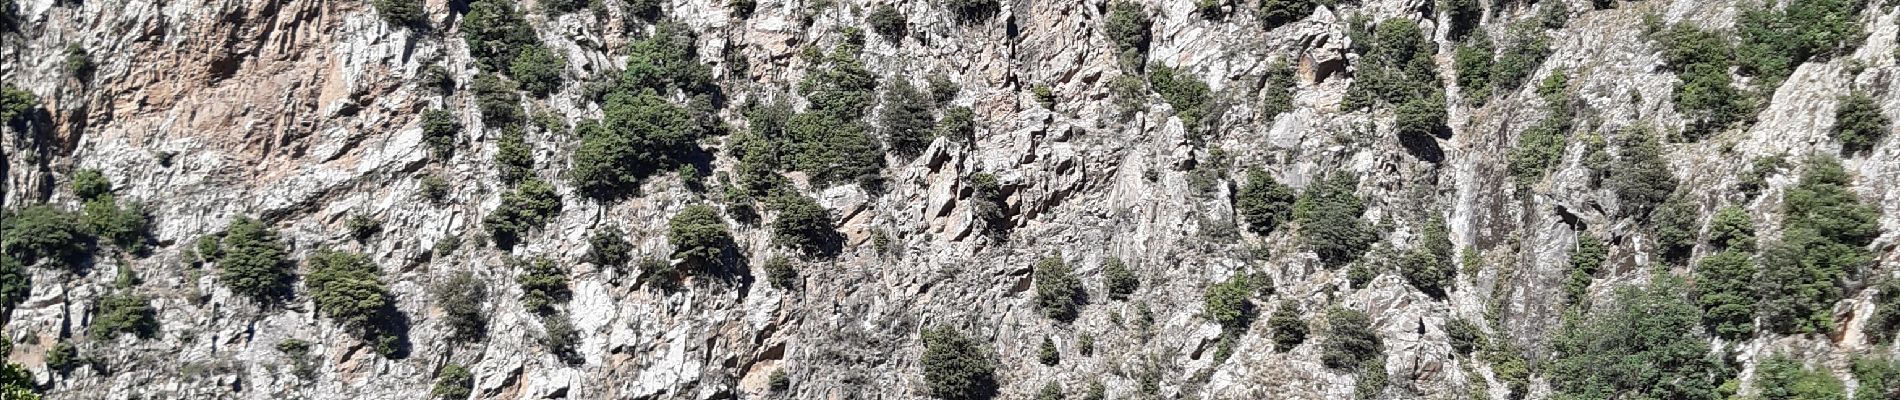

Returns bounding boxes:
[345,214,382,243]
[510,45,566,97]
[1492,22,1552,94]
[619,22,714,96]
[1035,256,1081,322]
[71,169,110,200]
[928,73,959,103]
[1853,356,1900,400]
[1605,128,1677,217]
[1695,250,1758,339]
[1393,95,1447,138]
[1259,0,1319,31]
[433,271,488,342]
[1755,355,1847,400]
[1833,92,1889,154]
[81,195,149,254]
[89,292,156,339]
[1236,168,1296,236]
[0,255,25,313]
[728,0,756,17]
[420,109,460,159]
[1442,0,1481,40]
[540,312,579,362]
[1147,64,1212,130]
[1204,274,1253,328]
[968,173,1009,239]
[626,0,662,18]
[44,340,77,373]
[1110,75,1148,115]
[459,0,538,71]
[770,195,841,258]
[1031,84,1055,108]
[539,0,587,14]
[1708,205,1756,251]
[1343,18,1440,111]
[1759,157,1878,334]
[586,226,632,269]
[62,44,93,80]
[1101,257,1138,301]
[473,73,523,126]
[1038,336,1059,365]
[1651,194,1698,264]
[1403,217,1455,299]
[483,178,562,248]
[1453,31,1494,101]
[1564,234,1606,303]
[307,250,392,329]
[1268,302,1307,352]
[668,205,733,270]
[880,78,935,156]
[3,205,92,269]
[1321,307,1382,370]
[1549,275,1727,400]
[1446,317,1484,355]
[0,85,37,125]
[869,3,905,41]
[493,126,534,185]
[515,257,568,314]
[1735,0,1863,94]
[783,111,884,188]
[938,106,977,142]
[920,326,997,400]
[763,255,798,289]
[374,0,424,26]
[1294,174,1376,268]
[570,90,705,200]
[432,363,474,399]
[210,216,292,302]
[1260,60,1296,120]
[801,46,879,119]
[1106,1,1151,56]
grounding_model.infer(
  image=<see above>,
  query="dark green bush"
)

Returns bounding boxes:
[1453,30,1494,101]
[1695,250,1757,339]
[81,195,149,254]
[764,255,798,289]
[0,255,26,313]
[586,226,632,269]
[494,126,534,186]
[0,85,37,125]
[374,0,424,26]
[1344,18,1439,111]
[1446,317,1484,355]
[869,3,905,41]
[346,214,382,242]
[920,326,997,400]
[1036,381,1062,400]
[1651,194,1698,264]
[483,178,563,248]
[784,111,884,188]
[1442,0,1481,40]
[89,292,156,339]
[1735,0,1864,94]
[307,250,392,329]
[1106,1,1151,59]
[1038,336,1059,366]
[433,271,488,342]
[1833,92,1889,155]
[3,205,92,269]
[1260,60,1296,120]
[968,173,1009,239]
[938,106,977,142]
[928,74,960,103]
[1148,64,1212,130]
[515,257,569,314]
[1236,168,1296,236]
[510,45,566,97]
[1035,256,1082,322]
[1707,205,1756,251]
[620,22,715,96]
[420,109,460,159]
[770,195,841,258]
[1101,257,1138,301]
[880,78,935,156]
[1656,24,1750,138]
[801,47,879,120]
[1758,157,1879,334]
[1293,174,1376,268]
[540,0,587,15]
[71,169,110,200]
[1268,302,1307,352]
[1755,355,1846,400]
[1549,275,1727,400]
[459,0,538,71]
[627,0,661,18]
[1259,0,1319,31]
[473,73,523,126]
[1403,217,1455,299]
[1853,356,1899,400]
[570,90,704,200]
[432,363,474,399]
[1506,85,1575,184]
[1204,274,1253,328]
[44,340,77,373]
[1564,234,1606,303]
[1605,128,1677,217]
[1492,22,1551,95]
[1393,95,1447,138]
[668,205,733,270]
[1321,307,1382,370]
[209,216,292,302]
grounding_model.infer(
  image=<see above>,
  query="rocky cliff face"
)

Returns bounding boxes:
[3,0,1900,398]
